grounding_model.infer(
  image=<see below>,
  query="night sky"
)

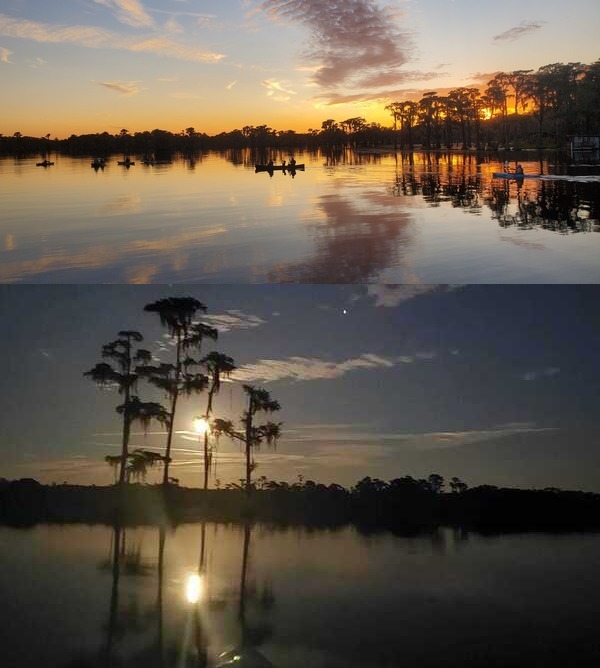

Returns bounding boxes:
[1,284,599,491]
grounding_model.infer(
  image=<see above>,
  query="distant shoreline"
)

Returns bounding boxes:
[2,479,600,534]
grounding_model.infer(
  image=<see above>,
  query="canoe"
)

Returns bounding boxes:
[91,160,106,167]
[255,164,304,172]
[36,161,54,166]
[117,161,135,166]
[493,172,540,179]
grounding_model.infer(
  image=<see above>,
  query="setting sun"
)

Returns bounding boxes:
[193,417,210,436]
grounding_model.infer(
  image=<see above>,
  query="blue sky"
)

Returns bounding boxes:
[1,284,599,491]
[1,1,598,136]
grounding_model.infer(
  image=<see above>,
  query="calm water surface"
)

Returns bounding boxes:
[1,151,599,283]
[2,523,600,667]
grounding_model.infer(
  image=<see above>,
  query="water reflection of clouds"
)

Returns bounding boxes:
[0,226,228,282]
[97,193,143,216]
[268,190,414,283]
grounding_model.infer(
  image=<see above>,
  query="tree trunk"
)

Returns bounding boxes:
[163,334,182,486]
[119,348,133,486]
[163,390,178,485]
[203,430,210,490]
[119,413,131,486]
[245,399,253,495]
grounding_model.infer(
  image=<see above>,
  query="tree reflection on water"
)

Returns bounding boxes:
[64,521,276,668]
[387,156,600,232]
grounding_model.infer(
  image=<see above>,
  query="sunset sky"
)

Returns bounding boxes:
[1,0,598,137]
[1,284,599,491]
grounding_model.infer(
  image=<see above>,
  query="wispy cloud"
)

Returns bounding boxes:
[94,0,155,29]
[93,80,145,95]
[520,367,560,382]
[367,285,462,308]
[257,0,413,101]
[30,56,47,68]
[164,17,183,34]
[148,8,218,20]
[232,352,436,383]
[0,45,12,63]
[0,13,224,63]
[285,422,557,451]
[201,310,267,333]
[127,36,223,62]
[226,80,238,89]
[151,310,266,357]
[493,20,546,43]
[262,80,296,95]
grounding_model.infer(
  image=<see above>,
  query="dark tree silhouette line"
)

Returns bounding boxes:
[3,59,599,157]
[4,474,600,534]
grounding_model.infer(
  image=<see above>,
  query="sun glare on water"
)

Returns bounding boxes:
[185,573,204,604]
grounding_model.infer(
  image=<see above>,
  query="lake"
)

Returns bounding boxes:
[2,523,600,667]
[1,150,599,283]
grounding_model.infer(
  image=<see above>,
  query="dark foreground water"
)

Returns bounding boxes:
[2,523,600,667]
[1,151,599,283]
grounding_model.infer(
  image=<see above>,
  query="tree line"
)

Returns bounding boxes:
[2,60,599,156]
[385,60,600,150]
[3,474,600,532]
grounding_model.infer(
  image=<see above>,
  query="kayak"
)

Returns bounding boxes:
[493,172,540,179]
[255,164,305,172]
[117,161,135,166]
[36,160,54,166]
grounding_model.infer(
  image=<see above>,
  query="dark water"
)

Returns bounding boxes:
[1,151,599,283]
[2,523,600,667]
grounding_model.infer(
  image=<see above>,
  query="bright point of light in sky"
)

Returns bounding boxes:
[193,417,210,436]
[0,0,598,136]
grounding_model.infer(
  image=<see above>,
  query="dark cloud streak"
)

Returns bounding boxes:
[258,0,413,100]
[493,20,546,43]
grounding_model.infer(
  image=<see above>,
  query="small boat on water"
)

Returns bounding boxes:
[493,172,540,179]
[91,158,106,168]
[36,160,54,167]
[255,163,305,172]
[117,160,135,166]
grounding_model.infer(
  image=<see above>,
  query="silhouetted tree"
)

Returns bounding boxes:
[427,473,445,494]
[212,385,281,494]
[141,298,215,485]
[85,331,169,485]
[450,476,468,493]
[200,352,236,490]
